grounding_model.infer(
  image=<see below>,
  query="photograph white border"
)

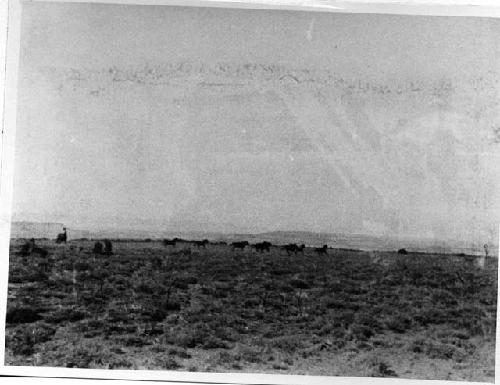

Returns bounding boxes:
[0,1,499,384]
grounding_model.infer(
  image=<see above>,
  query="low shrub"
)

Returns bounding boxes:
[174,275,198,289]
[241,348,264,364]
[74,262,91,271]
[271,336,306,353]
[216,351,234,364]
[375,361,398,377]
[356,312,384,332]
[325,299,360,311]
[149,309,167,322]
[431,289,458,306]
[6,306,42,324]
[427,342,462,360]
[28,271,49,283]
[168,324,210,348]
[202,336,230,349]
[169,333,197,349]
[65,343,110,368]
[214,326,237,342]
[351,324,375,341]
[327,310,355,329]
[169,348,192,359]
[136,282,155,294]
[10,336,35,356]
[160,298,181,311]
[290,279,310,290]
[409,338,468,362]
[5,325,55,356]
[414,308,449,326]
[123,336,151,347]
[109,359,133,369]
[162,357,183,370]
[356,341,373,350]
[317,323,334,336]
[384,314,413,333]
[45,308,86,324]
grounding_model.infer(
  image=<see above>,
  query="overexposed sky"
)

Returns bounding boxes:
[12,2,500,243]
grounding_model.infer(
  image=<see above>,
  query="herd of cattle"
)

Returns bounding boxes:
[16,235,332,258]
[161,237,330,256]
[14,225,493,260]
[17,237,115,257]
[13,229,493,275]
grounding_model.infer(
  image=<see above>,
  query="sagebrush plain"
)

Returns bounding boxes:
[5,239,497,382]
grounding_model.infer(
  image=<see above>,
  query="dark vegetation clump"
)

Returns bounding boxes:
[384,314,413,333]
[44,308,86,324]
[162,357,183,370]
[271,336,305,353]
[169,348,192,359]
[6,306,42,324]
[375,362,398,377]
[409,338,470,362]
[6,323,56,356]
[7,329,36,356]
[19,239,34,256]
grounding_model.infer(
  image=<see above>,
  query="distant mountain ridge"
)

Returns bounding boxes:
[250,230,497,256]
[9,221,230,242]
[10,221,64,239]
[9,221,496,257]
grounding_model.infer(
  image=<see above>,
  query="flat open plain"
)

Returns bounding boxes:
[5,239,497,382]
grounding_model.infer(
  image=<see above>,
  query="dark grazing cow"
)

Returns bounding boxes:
[163,238,177,247]
[232,241,249,250]
[104,239,113,255]
[20,238,48,257]
[282,244,295,255]
[19,238,35,256]
[282,243,305,256]
[253,241,272,253]
[93,241,104,254]
[56,227,67,244]
[32,246,49,258]
[315,245,328,255]
[397,248,408,255]
[19,238,49,258]
[193,239,210,248]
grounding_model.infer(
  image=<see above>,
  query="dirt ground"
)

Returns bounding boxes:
[5,238,497,382]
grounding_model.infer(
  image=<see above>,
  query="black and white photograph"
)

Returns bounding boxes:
[1,0,499,382]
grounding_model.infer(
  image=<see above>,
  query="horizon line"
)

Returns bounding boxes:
[9,219,498,248]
